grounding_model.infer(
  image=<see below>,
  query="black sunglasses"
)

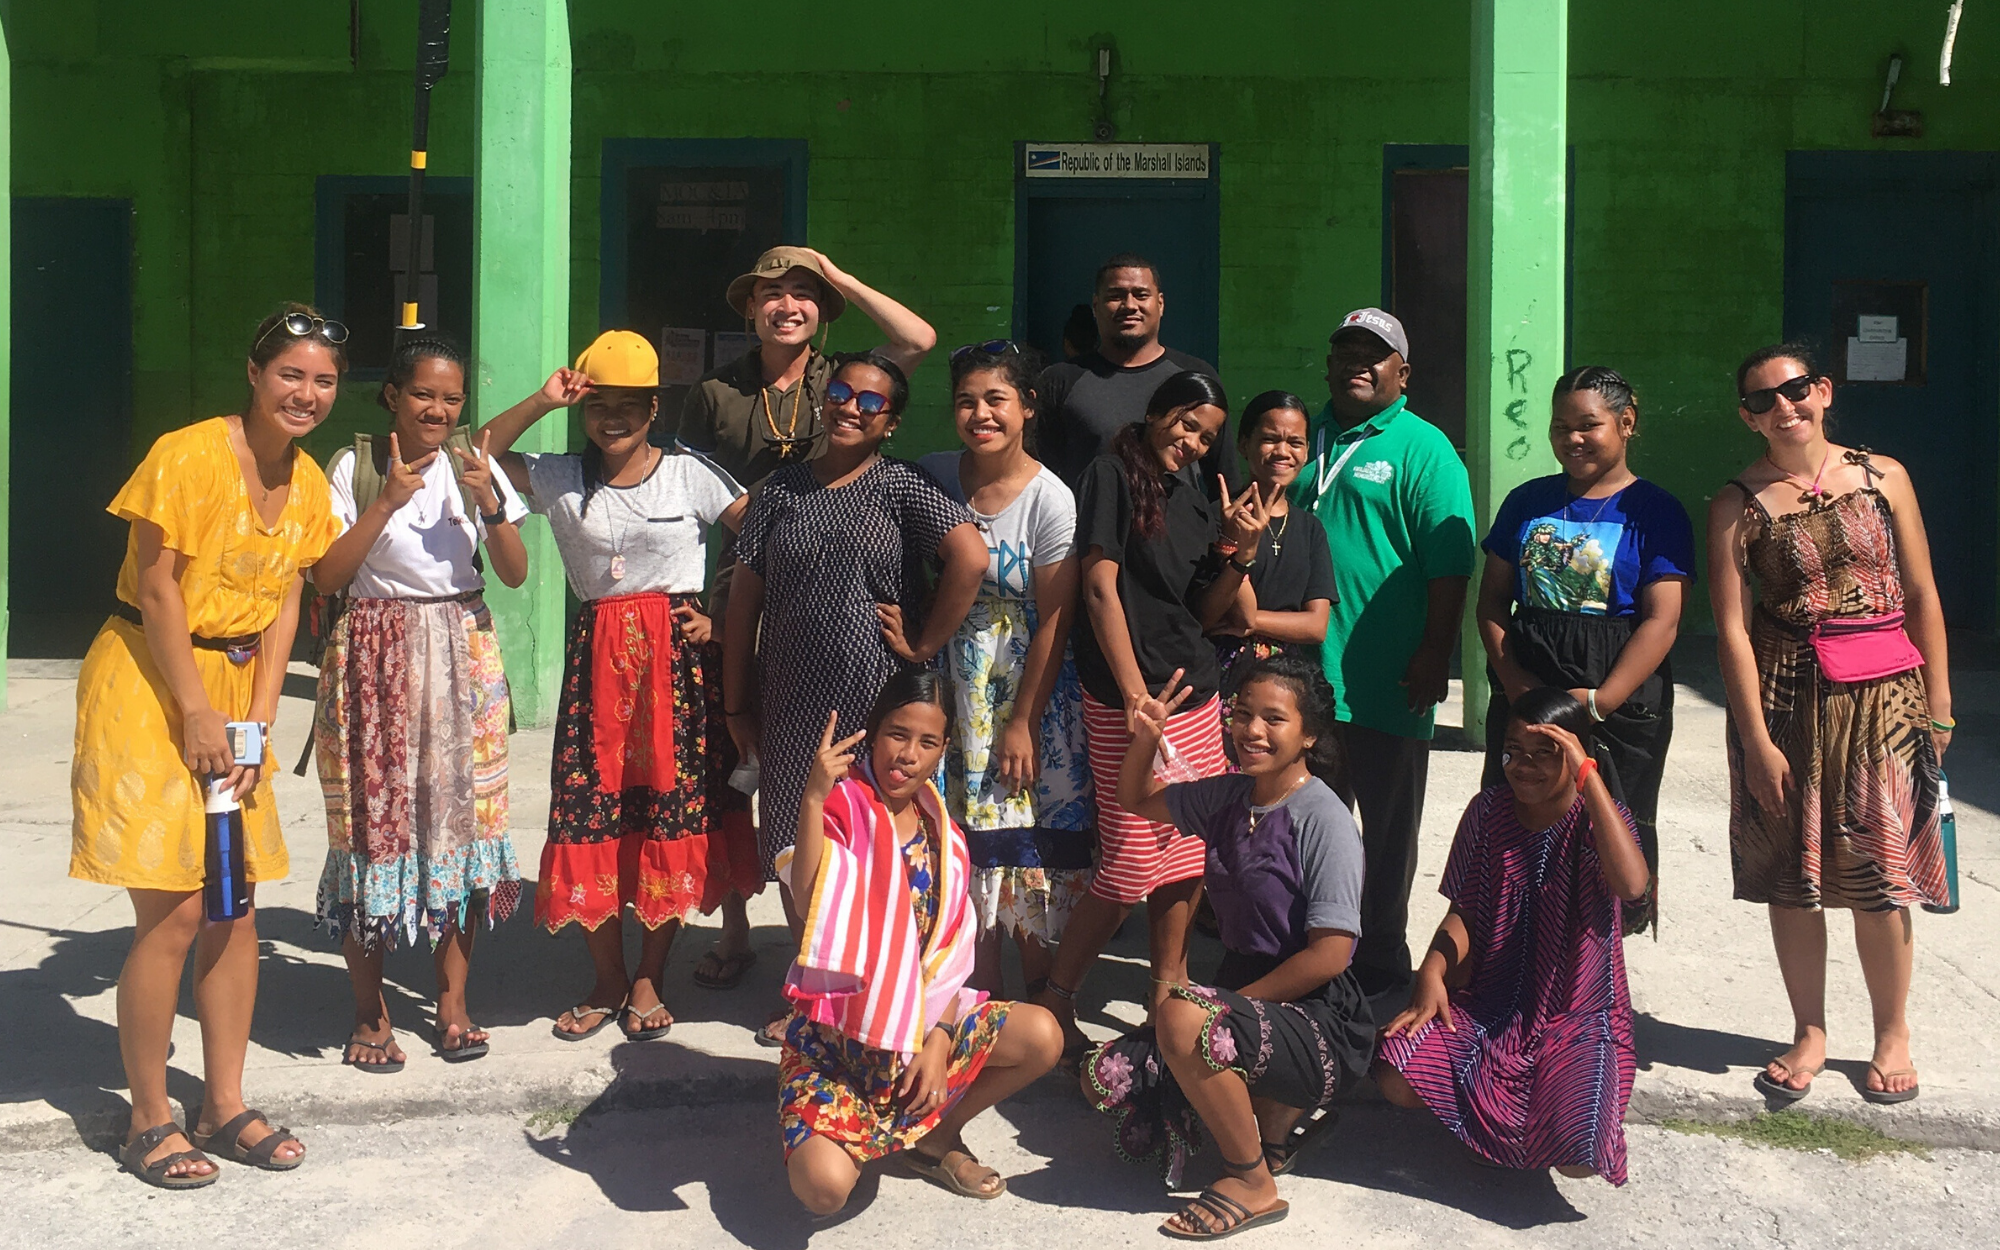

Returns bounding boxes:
[949,339,1023,364]
[827,378,891,416]
[255,312,350,354]
[1740,373,1818,415]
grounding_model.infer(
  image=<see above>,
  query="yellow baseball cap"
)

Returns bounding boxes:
[573,330,659,387]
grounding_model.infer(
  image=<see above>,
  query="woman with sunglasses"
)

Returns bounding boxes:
[309,335,530,1071]
[481,331,755,1046]
[1709,344,1951,1106]
[71,304,345,1187]
[725,351,987,1043]
[917,342,1094,998]
[1472,367,1693,933]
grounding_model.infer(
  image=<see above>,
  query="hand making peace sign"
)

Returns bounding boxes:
[1126,667,1196,742]
[453,429,504,516]
[1218,475,1276,554]
[805,709,870,806]
[380,433,439,512]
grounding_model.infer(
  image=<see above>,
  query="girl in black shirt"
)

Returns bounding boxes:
[1033,371,1266,1065]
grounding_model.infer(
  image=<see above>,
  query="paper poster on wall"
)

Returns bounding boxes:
[1857,315,1899,343]
[1846,336,1909,382]
[659,328,707,386]
[712,331,756,368]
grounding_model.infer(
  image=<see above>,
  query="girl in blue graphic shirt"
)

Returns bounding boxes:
[1473,366,1694,931]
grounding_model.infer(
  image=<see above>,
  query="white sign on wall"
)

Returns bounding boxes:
[1023,143,1211,179]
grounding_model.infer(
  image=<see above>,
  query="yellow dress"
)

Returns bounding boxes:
[70,418,340,891]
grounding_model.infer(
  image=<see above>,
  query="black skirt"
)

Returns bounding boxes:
[1483,605,1672,931]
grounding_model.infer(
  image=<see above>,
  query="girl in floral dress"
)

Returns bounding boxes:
[918,343,1094,999]
[779,669,1062,1214]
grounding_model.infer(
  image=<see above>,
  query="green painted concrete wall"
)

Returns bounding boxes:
[10,0,2000,635]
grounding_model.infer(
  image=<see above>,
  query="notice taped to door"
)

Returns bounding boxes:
[1023,143,1210,179]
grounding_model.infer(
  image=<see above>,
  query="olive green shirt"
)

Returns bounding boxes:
[677,347,834,494]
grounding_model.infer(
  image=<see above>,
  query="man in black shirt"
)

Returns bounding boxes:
[1037,254,1236,488]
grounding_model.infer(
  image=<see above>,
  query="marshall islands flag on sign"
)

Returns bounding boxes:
[1022,143,1211,179]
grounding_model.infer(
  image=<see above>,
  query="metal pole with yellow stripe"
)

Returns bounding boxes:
[400,0,454,333]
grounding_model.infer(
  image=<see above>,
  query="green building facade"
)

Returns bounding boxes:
[6,1,1997,721]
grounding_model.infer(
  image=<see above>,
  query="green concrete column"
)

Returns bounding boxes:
[1464,0,1567,744]
[474,0,570,727]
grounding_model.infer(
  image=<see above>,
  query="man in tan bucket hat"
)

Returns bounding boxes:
[681,246,934,494]
[677,247,934,1005]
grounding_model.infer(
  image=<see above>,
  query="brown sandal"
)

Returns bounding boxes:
[192,1109,304,1172]
[120,1123,217,1190]
[902,1147,1005,1199]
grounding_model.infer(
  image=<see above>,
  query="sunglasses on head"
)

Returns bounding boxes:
[949,339,1023,364]
[827,378,891,416]
[255,312,350,354]
[1740,373,1819,415]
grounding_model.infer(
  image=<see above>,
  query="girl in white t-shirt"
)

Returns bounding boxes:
[311,336,532,1070]
[483,332,753,1046]
[918,343,1094,1000]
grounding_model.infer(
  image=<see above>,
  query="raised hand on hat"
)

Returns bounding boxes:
[538,367,593,411]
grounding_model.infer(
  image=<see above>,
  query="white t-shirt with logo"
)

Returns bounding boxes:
[525,448,743,601]
[326,443,531,600]
[918,452,1075,599]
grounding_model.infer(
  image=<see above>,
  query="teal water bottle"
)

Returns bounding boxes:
[203,775,252,922]
[1923,771,1959,916]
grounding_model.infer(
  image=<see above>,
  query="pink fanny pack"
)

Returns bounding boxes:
[1810,611,1924,684]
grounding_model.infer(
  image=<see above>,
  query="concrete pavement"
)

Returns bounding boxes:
[3,642,1997,1161]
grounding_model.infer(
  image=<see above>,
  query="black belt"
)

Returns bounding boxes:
[113,602,262,658]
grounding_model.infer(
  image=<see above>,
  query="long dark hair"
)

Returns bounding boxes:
[378,335,467,412]
[950,343,1044,455]
[1506,686,1595,741]
[1238,389,1310,447]
[248,301,348,373]
[1735,341,1820,399]
[865,667,952,738]
[1110,370,1229,541]
[1234,652,1344,785]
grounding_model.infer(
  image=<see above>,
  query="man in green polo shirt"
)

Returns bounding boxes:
[1294,307,1476,997]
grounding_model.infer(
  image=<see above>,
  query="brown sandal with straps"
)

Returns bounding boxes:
[192,1109,304,1171]
[120,1123,218,1190]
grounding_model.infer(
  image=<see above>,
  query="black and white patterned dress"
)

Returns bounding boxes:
[735,456,973,877]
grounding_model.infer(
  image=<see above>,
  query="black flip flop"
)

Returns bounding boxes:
[192,1109,304,1172]
[552,1002,622,1042]
[692,947,758,990]
[1752,1060,1824,1103]
[434,1024,491,1063]
[1862,1063,1920,1105]
[1264,1106,1340,1176]
[119,1122,217,1190]
[341,1033,405,1074]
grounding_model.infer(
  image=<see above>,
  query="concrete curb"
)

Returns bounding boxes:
[10,1051,1996,1158]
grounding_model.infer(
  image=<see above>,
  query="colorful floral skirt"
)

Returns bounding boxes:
[1083,953,1373,1187]
[967,861,1092,945]
[536,592,758,933]
[313,594,521,951]
[778,1003,1011,1162]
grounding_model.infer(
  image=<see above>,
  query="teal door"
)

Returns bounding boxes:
[11,198,134,657]
[1013,149,1221,369]
[1785,152,2000,630]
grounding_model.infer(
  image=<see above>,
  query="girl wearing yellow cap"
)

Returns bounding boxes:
[483,331,755,1043]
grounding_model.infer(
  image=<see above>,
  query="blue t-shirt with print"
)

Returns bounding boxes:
[1482,475,1695,617]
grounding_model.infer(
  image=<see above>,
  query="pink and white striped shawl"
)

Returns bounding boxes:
[783,776,982,1059]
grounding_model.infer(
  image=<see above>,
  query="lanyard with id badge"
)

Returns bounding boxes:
[1310,423,1377,507]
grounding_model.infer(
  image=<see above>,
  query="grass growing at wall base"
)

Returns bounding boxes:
[1661,1109,1929,1162]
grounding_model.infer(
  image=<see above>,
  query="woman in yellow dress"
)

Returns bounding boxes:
[70,305,345,1189]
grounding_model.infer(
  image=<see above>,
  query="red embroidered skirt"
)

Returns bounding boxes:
[535,592,760,932]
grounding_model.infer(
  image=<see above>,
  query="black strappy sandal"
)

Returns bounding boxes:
[119,1123,217,1190]
[1160,1153,1289,1241]
[1262,1107,1339,1177]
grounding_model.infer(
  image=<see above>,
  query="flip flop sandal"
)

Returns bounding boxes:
[901,1148,1006,1200]
[341,1033,406,1074]
[119,1122,217,1190]
[192,1109,304,1172]
[1160,1190,1290,1241]
[552,1002,623,1042]
[623,1004,673,1042]
[1263,1106,1340,1177]
[755,1009,795,1048]
[692,947,758,990]
[1862,1063,1921,1105]
[1753,1059,1825,1102]
[434,1025,491,1063]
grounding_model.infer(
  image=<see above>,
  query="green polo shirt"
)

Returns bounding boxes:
[1292,396,1477,739]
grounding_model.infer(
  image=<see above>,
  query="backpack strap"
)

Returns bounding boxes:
[353,429,485,522]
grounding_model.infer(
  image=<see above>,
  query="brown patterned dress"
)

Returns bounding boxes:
[1724,467,1947,911]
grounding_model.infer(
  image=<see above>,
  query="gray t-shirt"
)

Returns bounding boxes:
[917,452,1076,600]
[524,449,742,601]
[1163,774,1363,960]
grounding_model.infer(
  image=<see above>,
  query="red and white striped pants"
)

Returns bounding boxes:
[1081,692,1229,904]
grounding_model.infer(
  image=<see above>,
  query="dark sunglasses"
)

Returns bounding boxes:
[827,379,891,416]
[1740,373,1818,415]
[255,312,350,354]
[949,339,1023,364]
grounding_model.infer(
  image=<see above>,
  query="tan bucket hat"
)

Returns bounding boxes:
[725,246,847,321]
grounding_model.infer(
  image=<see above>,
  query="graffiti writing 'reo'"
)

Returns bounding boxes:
[1505,399,1529,429]
[1506,436,1531,460]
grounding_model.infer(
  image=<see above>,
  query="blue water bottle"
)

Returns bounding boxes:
[1923,771,1959,916]
[203,775,252,922]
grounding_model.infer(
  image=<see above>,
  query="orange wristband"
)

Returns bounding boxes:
[1576,758,1599,786]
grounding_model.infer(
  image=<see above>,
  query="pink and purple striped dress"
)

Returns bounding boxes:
[1376,784,1637,1185]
